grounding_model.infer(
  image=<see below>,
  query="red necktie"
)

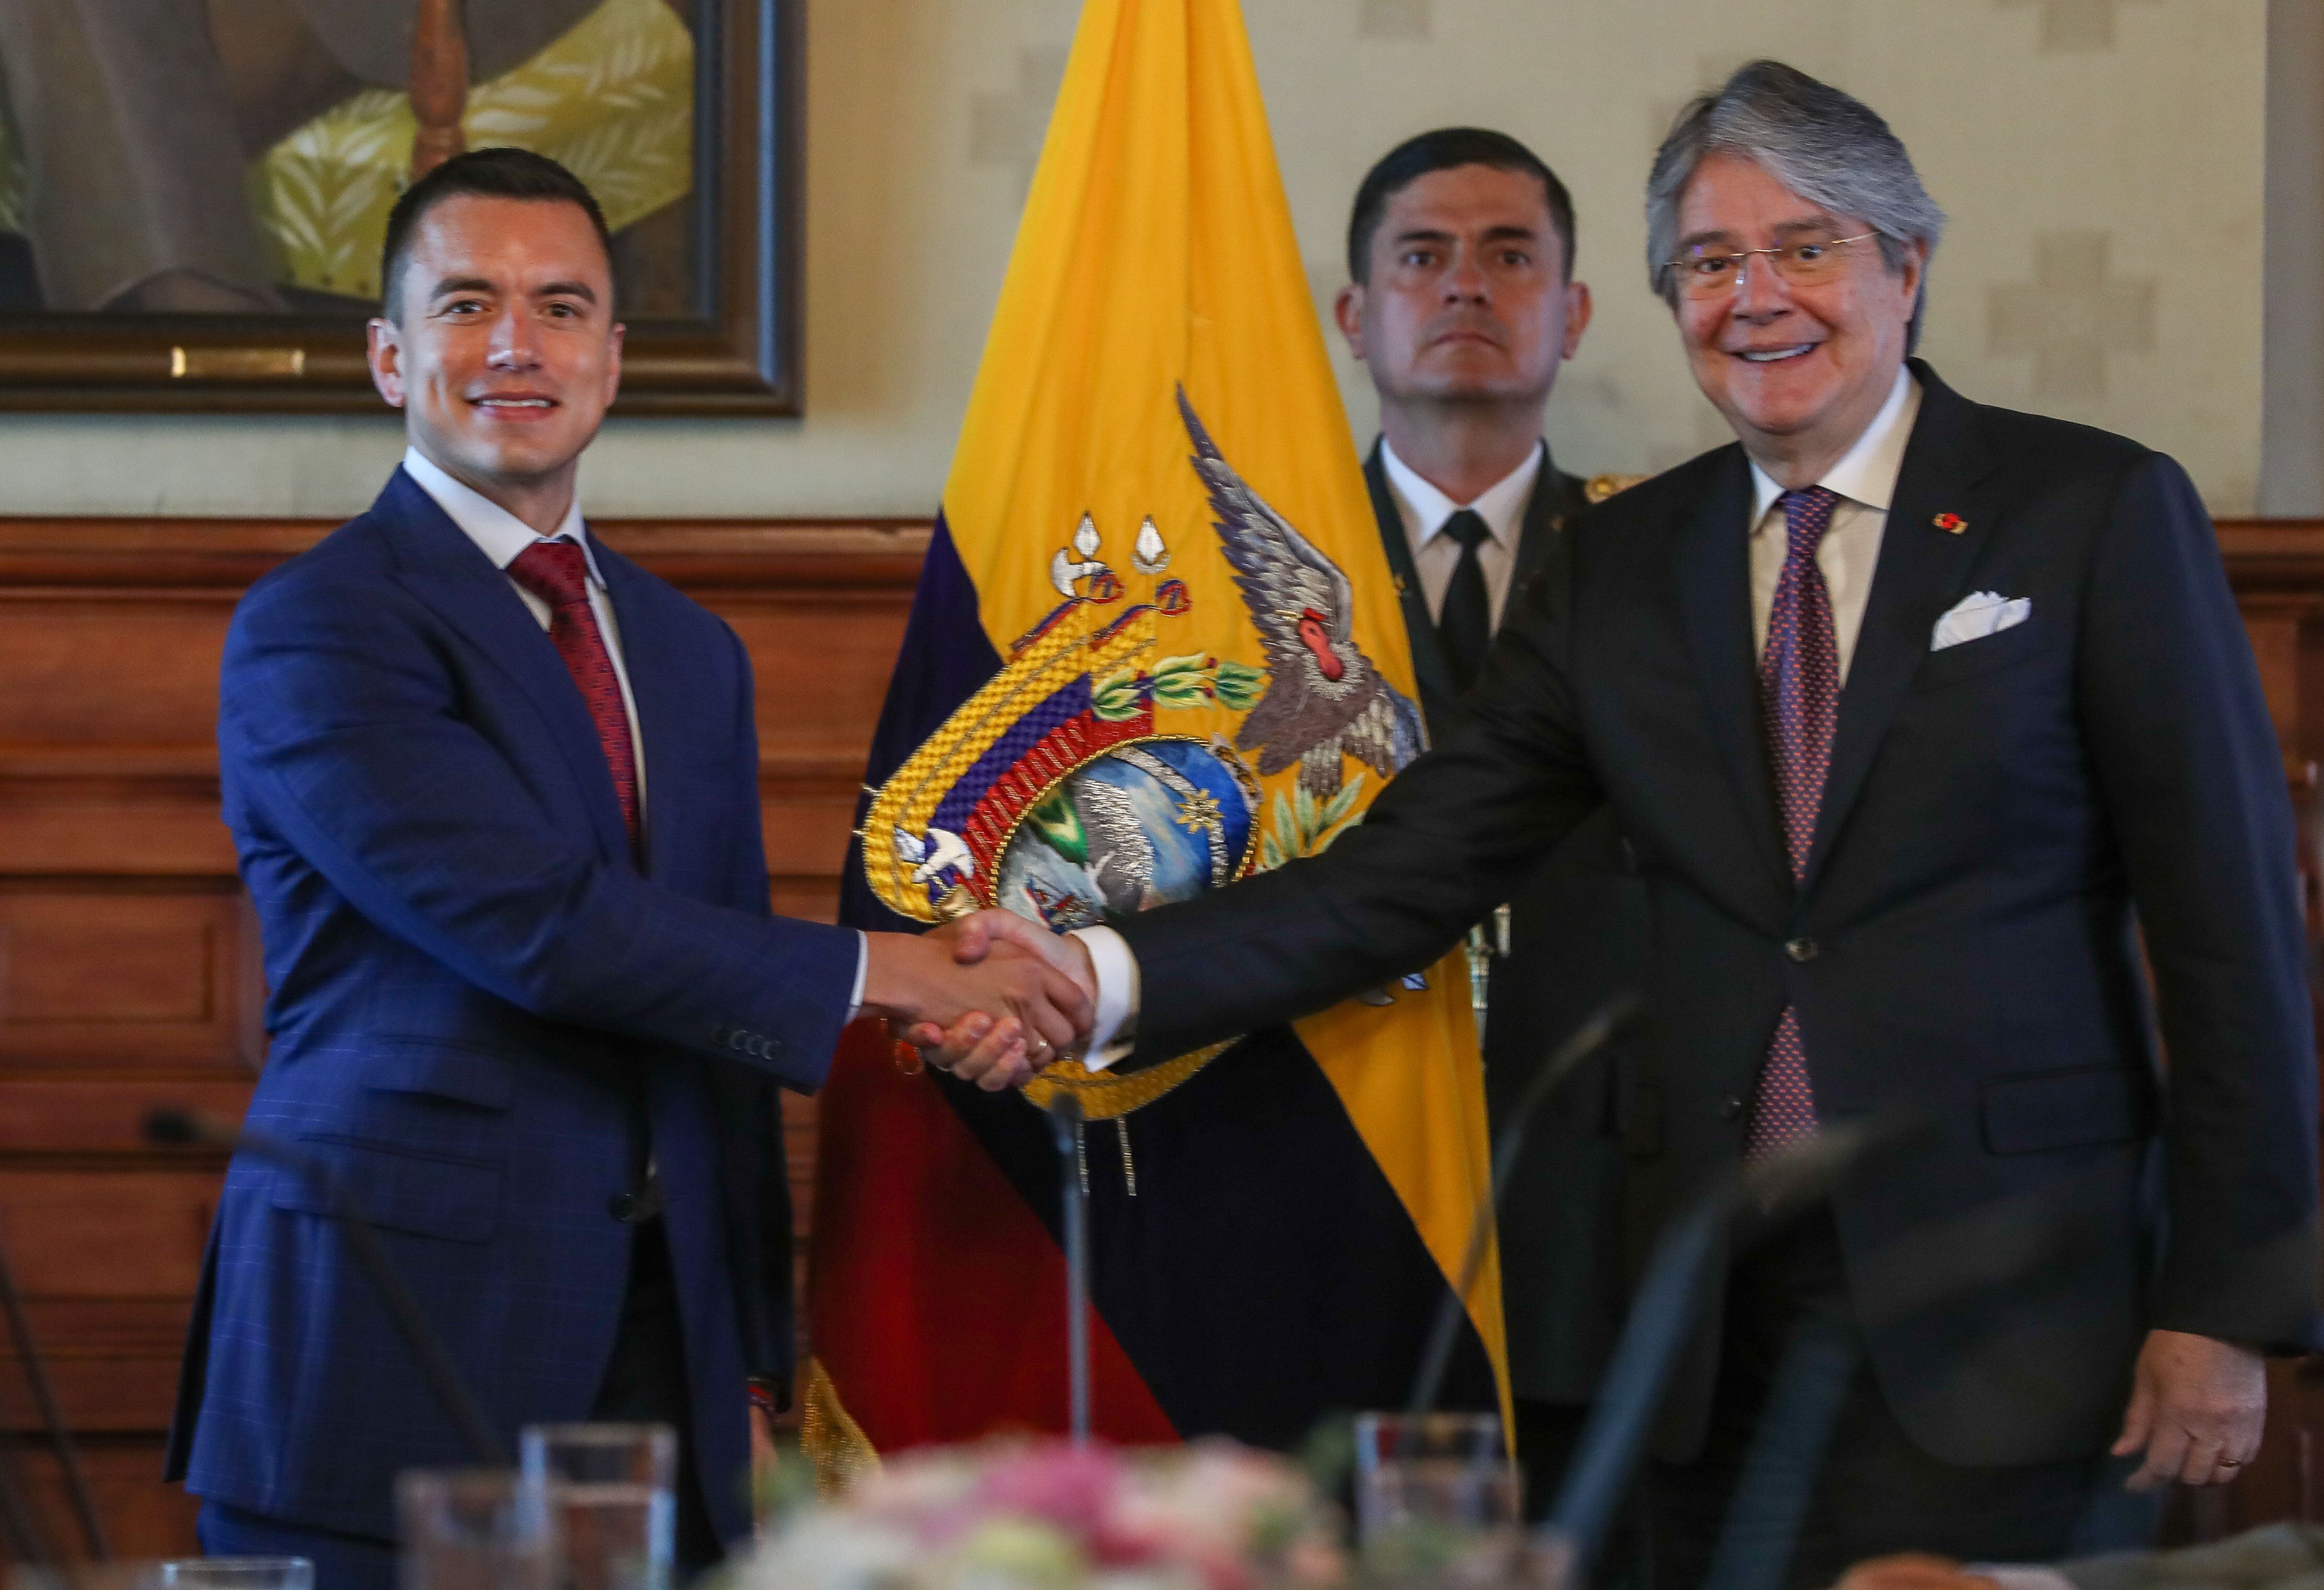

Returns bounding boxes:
[507,538,639,844]
[1747,486,1841,1159]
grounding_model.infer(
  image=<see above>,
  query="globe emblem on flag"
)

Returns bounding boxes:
[995,738,1261,932]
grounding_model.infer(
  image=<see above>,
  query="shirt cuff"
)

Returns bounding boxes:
[844,930,868,1023]
[1068,924,1139,1071]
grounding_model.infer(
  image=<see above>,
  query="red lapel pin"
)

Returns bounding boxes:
[1934,513,1967,533]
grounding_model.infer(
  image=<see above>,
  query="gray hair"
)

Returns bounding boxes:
[1646,60,1946,350]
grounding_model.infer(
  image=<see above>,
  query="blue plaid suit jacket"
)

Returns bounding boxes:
[165,468,857,1544]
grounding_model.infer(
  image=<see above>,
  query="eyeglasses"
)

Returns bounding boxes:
[1664,233,1878,298]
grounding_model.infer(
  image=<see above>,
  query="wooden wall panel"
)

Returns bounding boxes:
[0,889,253,1067]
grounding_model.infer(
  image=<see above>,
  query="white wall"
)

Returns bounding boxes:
[0,0,2271,518]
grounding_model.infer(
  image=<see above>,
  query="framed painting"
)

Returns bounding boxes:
[0,0,800,414]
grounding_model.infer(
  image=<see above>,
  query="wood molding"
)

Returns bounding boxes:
[0,516,934,590]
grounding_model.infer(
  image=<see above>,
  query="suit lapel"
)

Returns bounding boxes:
[1675,447,1789,891]
[1510,446,1574,597]
[378,470,634,863]
[1803,366,2000,887]
[1364,441,1461,741]
[593,545,696,885]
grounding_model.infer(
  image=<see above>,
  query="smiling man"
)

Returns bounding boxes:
[166,149,1080,1587]
[933,61,2320,1581]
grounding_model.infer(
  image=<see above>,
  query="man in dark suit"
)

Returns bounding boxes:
[1330,125,1649,1519]
[934,62,2321,1582]
[165,149,1079,1587]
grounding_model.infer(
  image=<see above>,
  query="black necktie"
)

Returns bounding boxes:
[1436,508,1493,694]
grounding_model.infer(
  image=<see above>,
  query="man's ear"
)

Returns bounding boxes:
[1562,281,1594,361]
[604,321,625,407]
[1332,282,1367,361]
[366,318,407,409]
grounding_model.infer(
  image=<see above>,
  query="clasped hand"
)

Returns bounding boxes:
[860,910,1096,1090]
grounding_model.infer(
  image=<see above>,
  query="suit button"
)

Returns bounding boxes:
[1719,1094,1746,1120]
[608,1192,637,1221]
[1785,937,1819,963]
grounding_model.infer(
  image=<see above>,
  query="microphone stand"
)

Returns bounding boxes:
[0,1225,107,1559]
[1404,993,1645,1418]
[1698,1190,2085,1590]
[1044,1094,1091,1444]
[1542,1111,1920,1575]
[1699,1316,1860,1590]
[145,1109,510,1468]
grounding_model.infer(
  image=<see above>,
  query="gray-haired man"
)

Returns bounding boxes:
[926,60,2319,1581]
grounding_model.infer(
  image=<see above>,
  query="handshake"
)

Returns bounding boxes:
[859,911,1103,1089]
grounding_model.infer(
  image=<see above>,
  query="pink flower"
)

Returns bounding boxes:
[973,1444,1130,1540]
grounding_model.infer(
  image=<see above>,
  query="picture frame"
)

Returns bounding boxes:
[0,0,801,416]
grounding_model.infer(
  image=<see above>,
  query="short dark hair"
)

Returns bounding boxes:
[379,147,614,321]
[1346,128,1577,285]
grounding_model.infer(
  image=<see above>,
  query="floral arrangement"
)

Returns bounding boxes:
[738,1439,1351,1590]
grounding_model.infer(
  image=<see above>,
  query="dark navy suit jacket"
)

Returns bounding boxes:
[1119,365,2322,1466]
[165,468,857,1543]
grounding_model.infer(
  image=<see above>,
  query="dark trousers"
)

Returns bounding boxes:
[587,1216,725,1576]
[194,1218,725,1588]
[1643,1212,2148,1590]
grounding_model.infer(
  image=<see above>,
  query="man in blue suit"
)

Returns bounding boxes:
[165,149,1079,1586]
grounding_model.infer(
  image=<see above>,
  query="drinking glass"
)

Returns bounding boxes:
[397,1468,557,1590]
[1351,1411,1520,1548]
[520,1423,675,1590]
[158,1562,313,1590]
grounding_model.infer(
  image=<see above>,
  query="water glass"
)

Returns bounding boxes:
[1351,1411,1520,1546]
[520,1423,675,1590]
[397,1468,558,1590]
[159,1563,313,1590]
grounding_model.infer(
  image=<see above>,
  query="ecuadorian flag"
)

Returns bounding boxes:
[805,0,1507,1480]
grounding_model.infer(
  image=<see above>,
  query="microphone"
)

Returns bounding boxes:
[1044,1093,1092,1444]
[1404,993,1647,1418]
[145,1108,510,1467]
[1542,1108,1922,1574]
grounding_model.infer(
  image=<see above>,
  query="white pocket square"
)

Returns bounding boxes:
[1930,591,2031,652]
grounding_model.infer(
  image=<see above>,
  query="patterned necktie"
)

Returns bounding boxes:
[1437,508,1494,694]
[1747,485,1841,1159]
[508,537,639,844]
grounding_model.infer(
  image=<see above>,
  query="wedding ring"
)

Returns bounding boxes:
[2218,1455,2243,1467]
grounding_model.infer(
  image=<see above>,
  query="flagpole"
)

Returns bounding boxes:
[1046,1093,1092,1443]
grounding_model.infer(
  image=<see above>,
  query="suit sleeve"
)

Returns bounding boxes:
[219,574,858,1093]
[2077,452,2322,1350]
[1115,536,1605,1065]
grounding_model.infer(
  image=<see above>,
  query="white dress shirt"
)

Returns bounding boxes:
[1069,366,1926,1070]
[1746,366,1920,682]
[401,446,651,820]
[400,447,869,1014]
[1378,436,1545,631]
